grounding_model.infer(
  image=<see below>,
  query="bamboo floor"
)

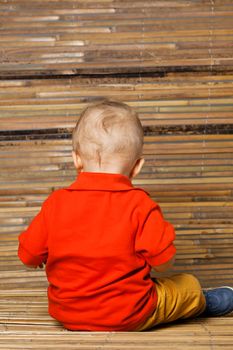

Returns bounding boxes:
[0,264,233,349]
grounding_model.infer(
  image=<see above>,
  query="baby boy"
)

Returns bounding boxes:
[18,99,233,331]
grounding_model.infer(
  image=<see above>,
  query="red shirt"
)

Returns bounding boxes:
[18,172,176,331]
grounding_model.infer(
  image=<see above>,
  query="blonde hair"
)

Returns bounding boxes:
[72,99,144,167]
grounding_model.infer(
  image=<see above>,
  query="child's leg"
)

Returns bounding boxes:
[136,273,206,331]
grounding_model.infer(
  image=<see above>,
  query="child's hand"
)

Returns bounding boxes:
[25,264,37,269]
[25,263,45,269]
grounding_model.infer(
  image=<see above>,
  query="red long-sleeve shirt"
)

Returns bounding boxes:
[18,172,176,331]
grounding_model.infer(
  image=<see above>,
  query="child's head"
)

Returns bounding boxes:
[72,99,144,178]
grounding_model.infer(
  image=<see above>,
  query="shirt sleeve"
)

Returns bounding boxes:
[135,204,176,267]
[18,195,52,267]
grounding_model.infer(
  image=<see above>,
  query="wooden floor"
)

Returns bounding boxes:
[1,317,233,350]
[1,0,233,348]
[0,256,233,349]
[0,280,233,349]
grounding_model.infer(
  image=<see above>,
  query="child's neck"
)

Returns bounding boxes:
[81,163,130,177]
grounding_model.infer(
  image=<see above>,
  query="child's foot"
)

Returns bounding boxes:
[202,287,233,317]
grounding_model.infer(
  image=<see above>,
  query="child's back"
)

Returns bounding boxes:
[24,172,174,330]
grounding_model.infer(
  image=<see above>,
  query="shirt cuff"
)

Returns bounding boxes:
[18,244,44,267]
[146,244,176,267]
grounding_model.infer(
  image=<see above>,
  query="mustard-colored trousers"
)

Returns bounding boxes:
[136,273,206,331]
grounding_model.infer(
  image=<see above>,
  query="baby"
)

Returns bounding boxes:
[18,99,233,331]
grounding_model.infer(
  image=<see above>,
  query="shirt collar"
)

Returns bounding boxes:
[65,172,147,193]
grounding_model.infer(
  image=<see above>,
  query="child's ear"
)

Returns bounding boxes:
[130,158,145,179]
[72,151,83,172]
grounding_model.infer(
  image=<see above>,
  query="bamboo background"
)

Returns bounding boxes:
[1,0,233,76]
[0,0,233,348]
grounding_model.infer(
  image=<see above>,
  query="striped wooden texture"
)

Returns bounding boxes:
[0,303,233,350]
[0,0,233,348]
[0,0,233,76]
[1,73,233,130]
[0,73,233,287]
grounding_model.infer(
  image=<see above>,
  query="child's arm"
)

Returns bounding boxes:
[135,203,176,270]
[18,195,52,268]
[152,256,175,272]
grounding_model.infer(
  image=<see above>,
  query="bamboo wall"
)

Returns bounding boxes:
[0,0,233,297]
